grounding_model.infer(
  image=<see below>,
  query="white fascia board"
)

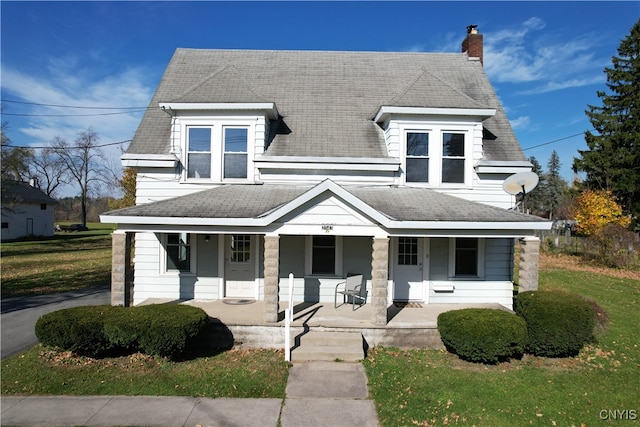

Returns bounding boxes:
[475,160,532,174]
[100,214,270,227]
[120,153,179,168]
[159,102,279,120]
[254,156,400,172]
[386,220,552,231]
[374,106,496,123]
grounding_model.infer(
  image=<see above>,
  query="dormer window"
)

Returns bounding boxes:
[401,125,473,187]
[406,132,429,183]
[223,127,248,179]
[442,132,465,183]
[187,127,212,179]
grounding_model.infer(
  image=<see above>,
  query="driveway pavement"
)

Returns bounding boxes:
[1,283,110,359]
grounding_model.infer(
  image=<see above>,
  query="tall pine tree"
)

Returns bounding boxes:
[573,19,639,227]
[546,150,569,219]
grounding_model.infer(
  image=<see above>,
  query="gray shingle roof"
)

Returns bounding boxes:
[1,181,57,205]
[129,48,524,161]
[104,183,544,224]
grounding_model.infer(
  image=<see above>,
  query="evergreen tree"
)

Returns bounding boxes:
[573,19,640,227]
[546,150,569,219]
[526,156,548,217]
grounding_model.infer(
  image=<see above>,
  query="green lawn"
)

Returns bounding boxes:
[1,222,114,297]
[365,269,640,426]
[1,348,288,398]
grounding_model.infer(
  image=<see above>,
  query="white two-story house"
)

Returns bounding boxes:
[102,27,550,325]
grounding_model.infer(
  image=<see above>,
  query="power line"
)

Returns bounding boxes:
[3,110,146,118]
[1,139,132,149]
[522,130,594,151]
[2,99,148,110]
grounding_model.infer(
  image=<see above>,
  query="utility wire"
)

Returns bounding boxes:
[2,99,148,110]
[1,140,132,149]
[522,130,594,151]
[3,111,146,117]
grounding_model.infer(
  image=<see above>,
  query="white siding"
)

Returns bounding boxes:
[1,203,55,241]
[429,280,513,309]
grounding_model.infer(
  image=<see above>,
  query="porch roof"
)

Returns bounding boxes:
[102,181,549,231]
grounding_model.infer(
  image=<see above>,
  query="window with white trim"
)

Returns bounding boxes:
[187,127,211,179]
[401,124,473,187]
[442,132,465,183]
[406,132,429,183]
[182,121,253,182]
[449,237,485,278]
[165,233,192,272]
[223,127,248,179]
[306,235,343,276]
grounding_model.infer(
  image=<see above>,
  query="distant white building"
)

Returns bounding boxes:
[1,180,57,241]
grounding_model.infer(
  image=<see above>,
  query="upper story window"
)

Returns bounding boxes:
[442,132,465,183]
[406,132,429,183]
[183,123,252,182]
[223,127,248,179]
[400,124,473,187]
[187,127,212,179]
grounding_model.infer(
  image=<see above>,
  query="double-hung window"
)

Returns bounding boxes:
[187,127,212,179]
[184,123,251,181]
[166,233,191,272]
[223,127,248,179]
[442,132,465,183]
[406,132,429,183]
[306,235,343,276]
[402,125,471,186]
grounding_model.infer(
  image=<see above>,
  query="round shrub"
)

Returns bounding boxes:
[36,304,209,359]
[515,290,595,357]
[437,308,528,364]
[135,304,209,358]
[35,305,117,357]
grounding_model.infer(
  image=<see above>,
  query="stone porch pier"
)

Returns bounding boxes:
[111,231,133,306]
[519,236,541,292]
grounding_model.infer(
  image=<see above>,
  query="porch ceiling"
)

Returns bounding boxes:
[101,180,550,231]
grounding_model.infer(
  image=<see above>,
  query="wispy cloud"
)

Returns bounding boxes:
[3,60,152,146]
[1,58,154,196]
[483,17,608,94]
[509,116,532,130]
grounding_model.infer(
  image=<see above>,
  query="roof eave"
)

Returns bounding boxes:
[158,102,279,120]
[374,106,496,124]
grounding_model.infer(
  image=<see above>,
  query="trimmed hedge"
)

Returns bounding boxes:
[515,290,595,357]
[36,304,209,359]
[35,305,118,357]
[437,308,528,364]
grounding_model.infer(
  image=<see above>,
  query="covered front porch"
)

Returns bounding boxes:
[140,297,511,350]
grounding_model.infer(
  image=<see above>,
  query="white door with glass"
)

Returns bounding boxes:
[394,237,425,301]
[225,234,255,298]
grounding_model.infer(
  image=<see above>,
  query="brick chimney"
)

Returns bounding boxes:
[462,24,483,65]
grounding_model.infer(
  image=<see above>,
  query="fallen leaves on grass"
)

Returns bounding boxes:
[540,252,640,281]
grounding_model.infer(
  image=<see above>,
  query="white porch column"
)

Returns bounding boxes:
[371,237,389,325]
[263,234,280,323]
[111,231,133,306]
[519,236,541,292]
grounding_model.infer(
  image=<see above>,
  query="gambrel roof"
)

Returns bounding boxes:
[128,49,524,161]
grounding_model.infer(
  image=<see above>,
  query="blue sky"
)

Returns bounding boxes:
[2,1,639,197]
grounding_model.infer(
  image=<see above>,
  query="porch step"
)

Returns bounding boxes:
[291,330,364,362]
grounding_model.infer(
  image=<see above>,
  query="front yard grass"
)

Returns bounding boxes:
[365,267,640,426]
[1,348,288,398]
[1,223,114,297]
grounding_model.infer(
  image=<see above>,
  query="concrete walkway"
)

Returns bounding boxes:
[0,361,379,427]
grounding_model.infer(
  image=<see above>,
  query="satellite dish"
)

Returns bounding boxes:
[503,172,539,195]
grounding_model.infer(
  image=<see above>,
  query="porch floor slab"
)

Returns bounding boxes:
[141,299,509,329]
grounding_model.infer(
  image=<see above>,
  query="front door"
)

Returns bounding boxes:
[394,237,424,301]
[225,234,255,298]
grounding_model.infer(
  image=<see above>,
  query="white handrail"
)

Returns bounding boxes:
[284,273,294,362]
